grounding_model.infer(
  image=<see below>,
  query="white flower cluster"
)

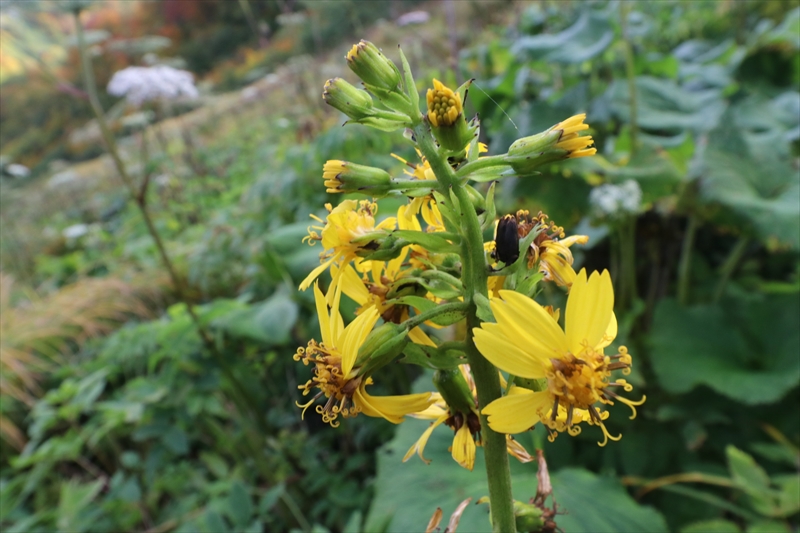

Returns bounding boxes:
[589,179,642,218]
[107,65,198,106]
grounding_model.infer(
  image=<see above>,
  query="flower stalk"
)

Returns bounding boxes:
[412,117,517,533]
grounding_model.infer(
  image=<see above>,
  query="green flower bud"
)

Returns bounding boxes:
[354,232,406,261]
[504,114,596,175]
[322,77,374,120]
[346,40,402,91]
[433,368,475,414]
[355,322,409,374]
[322,160,392,195]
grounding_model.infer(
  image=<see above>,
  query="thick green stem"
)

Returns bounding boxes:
[677,215,699,305]
[415,120,516,533]
[713,237,749,303]
[620,2,639,156]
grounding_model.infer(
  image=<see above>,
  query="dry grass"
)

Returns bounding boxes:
[0,272,164,450]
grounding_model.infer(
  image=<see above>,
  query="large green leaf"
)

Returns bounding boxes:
[511,12,614,64]
[701,111,800,250]
[649,296,800,404]
[608,76,726,132]
[211,291,298,345]
[365,397,667,532]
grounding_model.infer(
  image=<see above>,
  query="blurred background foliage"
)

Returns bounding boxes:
[0,1,798,532]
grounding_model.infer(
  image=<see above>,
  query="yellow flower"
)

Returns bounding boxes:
[403,366,534,470]
[333,250,437,347]
[426,78,462,128]
[294,283,434,426]
[475,269,645,446]
[488,210,588,288]
[539,234,589,287]
[555,114,596,159]
[299,200,397,294]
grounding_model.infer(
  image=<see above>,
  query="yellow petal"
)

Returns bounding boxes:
[313,282,333,348]
[451,424,476,471]
[482,388,551,434]
[597,311,617,349]
[335,264,370,306]
[497,290,569,356]
[564,269,614,355]
[299,256,335,291]
[340,307,380,376]
[409,326,437,347]
[473,326,547,379]
[403,413,449,464]
[355,385,434,424]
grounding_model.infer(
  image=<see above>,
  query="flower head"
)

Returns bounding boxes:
[505,114,596,174]
[107,65,198,106]
[490,210,588,287]
[426,79,462,128]
[589,180,643,219]
[475,269,645,445]
[322,160,391,195]
[554,114,596,159]
[404,366,534,470]
[299,200,396,295]
[294,283,433,426]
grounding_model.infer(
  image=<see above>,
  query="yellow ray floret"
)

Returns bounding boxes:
[476,269,645,445]
[294,282,433,426]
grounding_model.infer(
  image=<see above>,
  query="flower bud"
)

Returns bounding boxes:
[354,232,406,261]
[504,114,596,175]
[426,79,475,152]
[322,77,374,120]
[323,160,392,195]
[346,40,402,91]
[433,368,475,414]
[355,322,409,374]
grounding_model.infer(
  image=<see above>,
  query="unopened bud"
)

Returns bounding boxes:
[355,322,409,374]
[433,368,475,414]
[504,114,596,175]
[346,40,402,90]
[354,232,406,261]
[323,160,391,195]
[323,77,374,120]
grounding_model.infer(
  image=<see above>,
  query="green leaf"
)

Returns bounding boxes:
[365,378,667,533]
[203,510,229,533]
[211,291,298,345]
[57,479,104,532]
[649,296,800,404]
[747,520,791,533]
[701,111,800,250]
[727,446,771,492]
[680,519,741,533]
[226,481,254,527]
[609,76,725,132]
[200,452,229,479]
[512,12,614,64]
[161,426,189,455]
[259,483,285,517]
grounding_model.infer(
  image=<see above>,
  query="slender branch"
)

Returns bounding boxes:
[414,118,517,533]
[402,301,468,331]
[73,9,268,435]
[620,2,639,156]
[455,154,508,179]
[713,237,749,303]
[677,215,699,305]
